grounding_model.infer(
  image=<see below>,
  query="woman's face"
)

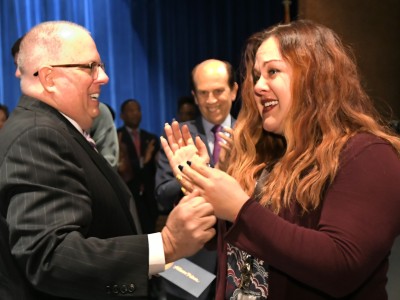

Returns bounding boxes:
[253,37,293,135]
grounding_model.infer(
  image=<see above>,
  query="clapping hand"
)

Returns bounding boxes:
[143,139,156,164]
[178,158,249,222]
[160,121,210,194]
[215,126,234,172]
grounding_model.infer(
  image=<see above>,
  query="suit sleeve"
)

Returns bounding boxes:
[3,126,149,299]
[154,145,183,212]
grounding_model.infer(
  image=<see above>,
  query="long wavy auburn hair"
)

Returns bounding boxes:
[227,20,400,213]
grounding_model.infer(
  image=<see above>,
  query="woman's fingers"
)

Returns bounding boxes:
[194,136,210,162]
[164,123,180,153]
[171,121,184,148]
[189,159,215,177]
[181,124,195,146]
[179,189,201,204]
[175,172,194,195]
[180,159,249,222]
[165,121,196,150]
[160,136,176,165]
[178,160,213,192]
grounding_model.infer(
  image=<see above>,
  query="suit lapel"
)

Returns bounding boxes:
[69,128,141,234]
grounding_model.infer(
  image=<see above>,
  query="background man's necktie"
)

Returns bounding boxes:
[212,125,222,164]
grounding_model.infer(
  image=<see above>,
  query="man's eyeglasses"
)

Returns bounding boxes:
[33,62,105,79]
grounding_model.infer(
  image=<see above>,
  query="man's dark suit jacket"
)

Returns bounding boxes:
[155,116,235,300]
[0,96,149,300]
[117,126,160,233]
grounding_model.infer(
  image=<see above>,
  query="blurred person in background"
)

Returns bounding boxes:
[118,99,160,234]
[0,104,9,129]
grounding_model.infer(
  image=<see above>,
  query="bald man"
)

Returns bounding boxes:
[0,21,216,300]
[155,59,238,299]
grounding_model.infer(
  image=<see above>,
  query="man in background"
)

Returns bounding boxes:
[155,59,238,299]
[11,35,24,78]
[0,21,216,300]
[177,95,199,122]
[0,104,8,129]
[118,99,160,234]
[90,101,119,169]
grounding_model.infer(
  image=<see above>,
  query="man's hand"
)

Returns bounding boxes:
[215,126,234,172]
[143,139,156,164]
[161,190,216,263]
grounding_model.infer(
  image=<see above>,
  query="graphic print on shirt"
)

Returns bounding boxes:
[226,243,269,299]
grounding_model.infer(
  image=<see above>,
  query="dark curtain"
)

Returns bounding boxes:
[0,0,297,134]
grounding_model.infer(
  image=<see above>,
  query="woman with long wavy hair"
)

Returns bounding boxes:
[161,20,400,299]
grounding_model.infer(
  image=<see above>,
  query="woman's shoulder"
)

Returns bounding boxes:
[342,132,398,161]
[349,132,386,144]
[347,132,389,147]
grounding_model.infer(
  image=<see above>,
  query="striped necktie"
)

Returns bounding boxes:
[83,131,98,152]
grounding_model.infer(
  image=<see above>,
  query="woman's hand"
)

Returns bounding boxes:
[161,121,210,194]
[179,158,249,222]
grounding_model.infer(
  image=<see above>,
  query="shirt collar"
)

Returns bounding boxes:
[201,114,232,133]
[125,126,140,135]
[60,113,84,135]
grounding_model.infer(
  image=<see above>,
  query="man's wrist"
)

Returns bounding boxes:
[148,232,166,275]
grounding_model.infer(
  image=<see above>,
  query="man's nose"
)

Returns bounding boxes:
[205,92,218,103]
[96,67,109,85]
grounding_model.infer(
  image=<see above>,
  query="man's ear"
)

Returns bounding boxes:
[37,66,56,92]
[231,82,239,102]
[191,90,199,105]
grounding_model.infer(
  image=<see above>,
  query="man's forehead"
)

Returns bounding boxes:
[200,62,226,75]
[196,71,229,86]
[62,33,99,60]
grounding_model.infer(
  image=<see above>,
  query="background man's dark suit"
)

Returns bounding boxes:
[155,116,235,300]
[118,126,160,233]
[0,96,148,299]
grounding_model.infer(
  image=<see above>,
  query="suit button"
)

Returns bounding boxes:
[127,283,136,293]
[120,284,127,294]
[112,284,119,294]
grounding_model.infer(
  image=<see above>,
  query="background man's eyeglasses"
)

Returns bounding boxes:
[33,62,105,79]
